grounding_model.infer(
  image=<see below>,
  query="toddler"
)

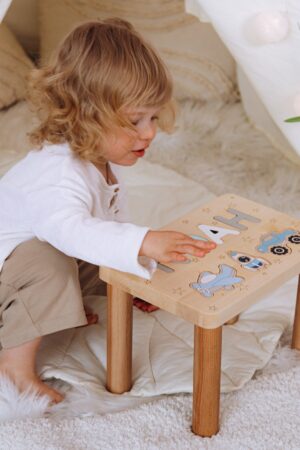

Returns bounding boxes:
[0,18,215,403]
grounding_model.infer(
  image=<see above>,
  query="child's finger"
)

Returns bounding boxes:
[178,236,216,250]
[177,244,206,257]
[195,240,216,249]
[168,252,188,262]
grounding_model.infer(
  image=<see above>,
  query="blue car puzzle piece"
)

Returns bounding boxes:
[190,264,244,298]
[257,229,300,255]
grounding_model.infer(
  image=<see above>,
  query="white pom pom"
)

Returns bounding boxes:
[248,11,290,44]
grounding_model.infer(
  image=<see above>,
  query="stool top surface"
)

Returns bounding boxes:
[100,194,300,328]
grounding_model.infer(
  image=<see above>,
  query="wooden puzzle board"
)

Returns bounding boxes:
[100,194,300,328]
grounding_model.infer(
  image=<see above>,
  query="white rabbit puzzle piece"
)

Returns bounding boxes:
[100,193,300,328]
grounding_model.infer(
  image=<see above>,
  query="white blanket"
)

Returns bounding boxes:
[34,160,296,401]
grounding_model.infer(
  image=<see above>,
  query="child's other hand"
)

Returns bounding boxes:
[139,230,216,263]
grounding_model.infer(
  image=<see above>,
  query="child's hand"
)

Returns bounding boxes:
[139,230,216,263]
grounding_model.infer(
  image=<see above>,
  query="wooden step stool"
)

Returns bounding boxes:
[99,193,300,437]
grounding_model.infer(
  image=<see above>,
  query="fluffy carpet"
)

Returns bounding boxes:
[147,98,300,217]
[0,98,299,449]
[0,327,299,449]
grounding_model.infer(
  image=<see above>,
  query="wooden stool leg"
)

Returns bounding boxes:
[106,284,133,393]
[292,275,300,350]
[192,326,222,437]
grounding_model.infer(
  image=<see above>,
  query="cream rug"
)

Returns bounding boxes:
[0,328,299,449]
[146,98,300,217]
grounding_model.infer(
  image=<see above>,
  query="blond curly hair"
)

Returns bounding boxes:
[28,18,175,164]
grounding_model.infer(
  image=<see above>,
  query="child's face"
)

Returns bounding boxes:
[102,106,161,166]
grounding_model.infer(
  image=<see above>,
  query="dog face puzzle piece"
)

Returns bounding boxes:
[256,229,300,255]
[190,264,244,298]
[229,251,269,271]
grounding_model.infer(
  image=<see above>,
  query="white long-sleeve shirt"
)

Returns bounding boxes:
[0,142,156,279]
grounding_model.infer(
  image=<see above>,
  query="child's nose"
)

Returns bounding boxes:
[139,122,156,141]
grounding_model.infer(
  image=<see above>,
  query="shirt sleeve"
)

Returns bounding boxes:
[25,170,157,280]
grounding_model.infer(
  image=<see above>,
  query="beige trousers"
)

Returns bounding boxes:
[0,238,106,349]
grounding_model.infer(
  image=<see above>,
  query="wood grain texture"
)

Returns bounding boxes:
[100,194,300,328]
[192,326,222,437]
[106,284,133,394]
[292,275,300,350]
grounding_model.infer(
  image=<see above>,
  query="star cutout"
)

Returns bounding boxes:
[241,236,254,243]
[172,287,185,295]
[190,257,199,263]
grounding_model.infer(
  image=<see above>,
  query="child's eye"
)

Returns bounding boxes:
[130,115,158,126]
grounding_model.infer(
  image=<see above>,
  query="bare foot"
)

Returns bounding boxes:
[84,305,98,325]
[133,297,159,313]
[0,365,64,404]
[0,338,64,404]
[17,373,64,404]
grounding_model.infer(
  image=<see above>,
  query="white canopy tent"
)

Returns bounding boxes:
[186,0,300,164]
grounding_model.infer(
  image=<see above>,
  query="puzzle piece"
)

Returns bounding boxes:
[214,208,261,231]
[198,224,239,244]
[229,251,269,271]
[257,229,300,255]
[190,264,244,298]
